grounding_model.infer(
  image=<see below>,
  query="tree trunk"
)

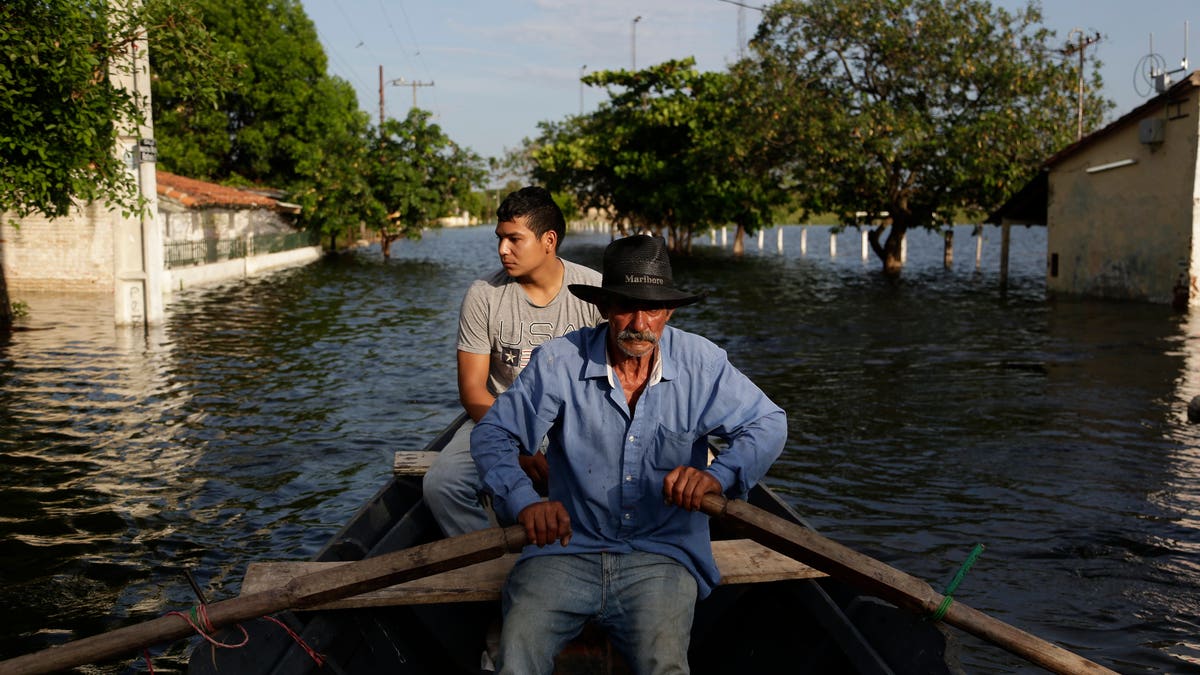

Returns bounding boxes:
[381,233,397,260]
[868,223,907,276]
[732,224,746,256]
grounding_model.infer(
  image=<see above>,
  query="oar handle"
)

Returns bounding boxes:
[0,525,528,675]
[700,494,1117,675]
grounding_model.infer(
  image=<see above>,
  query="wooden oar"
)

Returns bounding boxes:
[0,524,527,675]
[699,494,1116,675]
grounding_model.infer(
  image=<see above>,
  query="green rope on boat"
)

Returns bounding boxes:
[930,543,985,622]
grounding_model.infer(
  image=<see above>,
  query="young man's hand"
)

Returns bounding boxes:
[518,453,549,494]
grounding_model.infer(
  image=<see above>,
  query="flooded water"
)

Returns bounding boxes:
[1,224,1198,673]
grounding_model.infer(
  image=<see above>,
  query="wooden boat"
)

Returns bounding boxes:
[188,414,959,675]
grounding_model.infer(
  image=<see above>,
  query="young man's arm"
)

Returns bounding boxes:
[457,350,495,423]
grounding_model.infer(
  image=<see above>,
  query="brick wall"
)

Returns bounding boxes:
[1,203,116,293]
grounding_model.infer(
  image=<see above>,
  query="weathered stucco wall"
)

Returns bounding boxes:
[1047,95,1200,303]
[0,203,116,292]
[160,202,297,243]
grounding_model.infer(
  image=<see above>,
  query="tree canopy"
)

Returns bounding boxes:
[367,109,485,259]
[749,0,1110,272]
[0,0,228,220]
[524,0,1108,269]
[531,59,793,253]
[151,0,365,189]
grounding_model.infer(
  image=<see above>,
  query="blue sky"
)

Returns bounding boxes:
[299,0,1198,161]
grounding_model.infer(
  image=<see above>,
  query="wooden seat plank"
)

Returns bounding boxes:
[393,451,441,476]
[241,539,824,610]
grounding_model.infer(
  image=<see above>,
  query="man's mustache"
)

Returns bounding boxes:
[617,329,658,344]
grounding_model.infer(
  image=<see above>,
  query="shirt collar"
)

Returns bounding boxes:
[584,323,673,386]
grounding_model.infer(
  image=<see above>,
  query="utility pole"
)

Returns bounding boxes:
[391,77,435,110]
[378,65,385,127]
[1063,29,1101,140]
[632,16,642,70]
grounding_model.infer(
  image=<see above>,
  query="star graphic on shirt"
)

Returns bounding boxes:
[502,347,520,366]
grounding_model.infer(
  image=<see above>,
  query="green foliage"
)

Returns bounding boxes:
[749,0,1111,268]
[10,300,29,318]
[151,0,362,190]
[367,109,485,256]
[531,59,791,250]
[0,0,227,219]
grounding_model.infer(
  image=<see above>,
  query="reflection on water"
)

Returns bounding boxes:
[0,225,1198,673]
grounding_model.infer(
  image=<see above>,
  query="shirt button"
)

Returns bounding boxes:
[628,435,635,442]
[625,475,633,482]
[624,513,632,520]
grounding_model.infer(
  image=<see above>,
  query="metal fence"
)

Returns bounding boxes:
[164,231,317,268]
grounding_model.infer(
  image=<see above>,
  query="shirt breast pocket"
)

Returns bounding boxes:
[648,425,700,474]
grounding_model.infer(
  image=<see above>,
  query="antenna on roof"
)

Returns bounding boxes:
[1138,21,1190,97]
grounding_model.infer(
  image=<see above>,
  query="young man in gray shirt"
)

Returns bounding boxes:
[423,186,601,536]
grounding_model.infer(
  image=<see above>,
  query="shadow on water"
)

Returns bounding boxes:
[0,225,1198,672]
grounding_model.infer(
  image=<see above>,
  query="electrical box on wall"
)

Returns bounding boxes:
[1139,118,1165,145]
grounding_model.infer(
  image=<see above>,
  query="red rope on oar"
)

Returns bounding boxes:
[262,615,325,667]
[139,604,324,671]
[166,604,250,648]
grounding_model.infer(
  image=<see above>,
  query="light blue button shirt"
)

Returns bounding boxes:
[471,323,786,597]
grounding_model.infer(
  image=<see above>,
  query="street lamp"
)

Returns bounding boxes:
[579,64,587,115]
[631,16,642,70]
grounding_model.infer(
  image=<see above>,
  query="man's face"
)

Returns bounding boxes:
[604,300,673,359]
[496,216,553,279]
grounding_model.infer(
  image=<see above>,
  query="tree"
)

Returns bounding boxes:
[368,109,485,259]
[290,105,381,251]
[530,59,793,254]
[151,0,358,189]
[749,0,1111,274]
[0,0,227,220]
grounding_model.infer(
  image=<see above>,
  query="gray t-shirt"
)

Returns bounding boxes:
[457,258,602,396]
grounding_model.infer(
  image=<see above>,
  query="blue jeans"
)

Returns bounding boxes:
[423,421,492,536]
[498,552,697,675]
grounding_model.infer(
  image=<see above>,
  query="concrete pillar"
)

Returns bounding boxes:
[110,13,163,326]
[830,230,837,257]
[800,227,807,255]
[1000,221,1012,291]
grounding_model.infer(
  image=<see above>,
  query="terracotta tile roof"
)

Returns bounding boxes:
[156,170,280,209]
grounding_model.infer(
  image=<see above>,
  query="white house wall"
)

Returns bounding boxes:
[159,204,296,243]
[1047,94,1200,303]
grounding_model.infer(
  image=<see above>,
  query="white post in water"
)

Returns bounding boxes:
[1000,221,1012,291]
[721,226,728,247]
[111,4,164,326]
[776,227,783,253]
[900,234,907,263]
[801,227,808,255]
[757,229,764,250]
[861,230,869,261]
[975,227,983,270]
[830,230,837,257]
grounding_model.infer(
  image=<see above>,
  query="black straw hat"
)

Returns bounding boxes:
[568,235,705,308]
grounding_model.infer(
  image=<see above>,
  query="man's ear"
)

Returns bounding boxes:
[542,229,558,253]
